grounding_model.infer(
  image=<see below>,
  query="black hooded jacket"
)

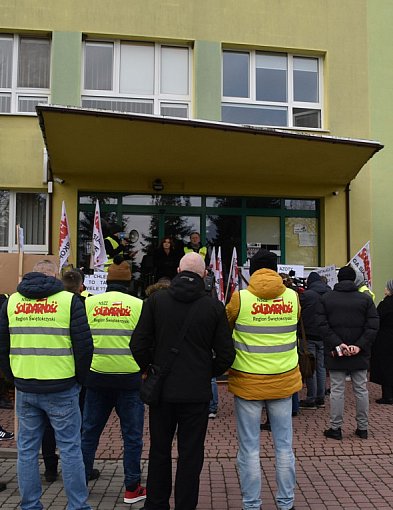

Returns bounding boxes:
[300,279,331,340]
[318,280,379,371]
[0,272,93,393]
[131,270,235,402]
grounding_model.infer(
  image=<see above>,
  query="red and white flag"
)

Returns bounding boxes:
[58,201,71,273]
[350,241,372,289]
[228,247,239,298]
[216,247,225,303]
[90,200,107,271]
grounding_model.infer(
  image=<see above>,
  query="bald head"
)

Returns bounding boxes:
[179,252,206,278]
[32,259,58,277]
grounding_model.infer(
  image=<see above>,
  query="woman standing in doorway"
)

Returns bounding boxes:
[153,237,180,281]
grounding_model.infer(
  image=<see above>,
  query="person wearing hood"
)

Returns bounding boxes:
[226,249,302,510]
[131,252,235,510]
[354,268,375,301]
[0,259,93,510]
[81,257,146,505]
[319,265,379,441]
[299,271,331,410]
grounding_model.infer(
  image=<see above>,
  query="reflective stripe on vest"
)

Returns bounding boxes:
[7,291,75,380]
[184,245,207,260]
[86,291,142,374]
[232,288,299,375]
[104,236,120,271]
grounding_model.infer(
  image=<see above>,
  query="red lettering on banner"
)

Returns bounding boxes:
[251,298,293,316]
[14,298,58,315]
[358,248,371,281]
[93,303,131,317]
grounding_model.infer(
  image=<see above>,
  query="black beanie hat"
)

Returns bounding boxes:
[307,271,321,286]
[249,249,278,275]
[337,265,356,282]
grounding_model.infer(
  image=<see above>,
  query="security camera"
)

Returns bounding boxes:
[332,191,339,196]
[53,177,65,184]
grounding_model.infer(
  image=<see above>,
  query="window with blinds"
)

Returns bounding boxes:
[0,34,50,114]
[82,40,191,118]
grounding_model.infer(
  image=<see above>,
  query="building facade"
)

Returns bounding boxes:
[0,0,389,296]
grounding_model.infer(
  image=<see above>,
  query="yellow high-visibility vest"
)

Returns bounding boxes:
[104,236,120,271]
[8,291,75,380]
[86,291,142,375]
[232,288,299,375]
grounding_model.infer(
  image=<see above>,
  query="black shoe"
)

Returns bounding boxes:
[44,470,58,482]
[316,398,325,408]
[0,481,6,492]
[299,400,317,409]
[0,427,14,441]
[292,411,299,417]
[260,421,271,431]
[355,428,368,439]
[323,427,342,440]
[376,398,393,405]
[89,468,100,481]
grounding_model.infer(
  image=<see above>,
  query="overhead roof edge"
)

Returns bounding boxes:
[36,104,384,153]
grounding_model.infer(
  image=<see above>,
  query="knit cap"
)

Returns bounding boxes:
[249,249,278,275]
[337,265,356,282]
[107,259,131,281]
[307,271,321,286]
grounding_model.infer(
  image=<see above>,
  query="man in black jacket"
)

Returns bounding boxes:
[299,272,331,409]
[319,265,379,440]
[0,259,93,510]
[131,252,235,510]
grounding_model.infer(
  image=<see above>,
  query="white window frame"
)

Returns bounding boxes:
[0,191,49,253]
[222,50,323,130]
[0,34,51,115]
[82,40,192,118]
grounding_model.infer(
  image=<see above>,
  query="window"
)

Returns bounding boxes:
[222,50,322,129]
[82,41,191,118]
[0,191,48,251]
[0,35,50,114]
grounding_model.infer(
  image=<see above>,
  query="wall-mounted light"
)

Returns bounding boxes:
[152,178,164,192]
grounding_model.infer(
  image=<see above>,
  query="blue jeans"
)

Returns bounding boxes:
[81,387,144,489]
[234,396,296,510]
[305,339,326,402]
[209,378,218,414]
[16,385,90,510]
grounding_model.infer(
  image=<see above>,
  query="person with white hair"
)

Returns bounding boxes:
[131,252,235,510]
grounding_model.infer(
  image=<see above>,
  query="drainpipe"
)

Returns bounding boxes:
[345,183,351,261]
[47,163,53,255]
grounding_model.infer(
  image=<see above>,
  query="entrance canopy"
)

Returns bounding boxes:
[36,105,383,192]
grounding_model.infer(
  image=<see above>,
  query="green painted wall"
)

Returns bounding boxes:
[368,0,393,300]
[194,41,221,121]
[51,32,82,106]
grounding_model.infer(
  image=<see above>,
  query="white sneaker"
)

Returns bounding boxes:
[208,412,217,419]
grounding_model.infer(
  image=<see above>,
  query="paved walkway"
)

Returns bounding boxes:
[1,381,393,509]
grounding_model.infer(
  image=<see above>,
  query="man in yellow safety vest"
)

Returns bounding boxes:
[226,249,302,510]
[0,259,94,510]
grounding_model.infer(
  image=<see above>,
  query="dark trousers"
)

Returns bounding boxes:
[144,401,209,510]
[382,385,393,400]
[42,419,58,473]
